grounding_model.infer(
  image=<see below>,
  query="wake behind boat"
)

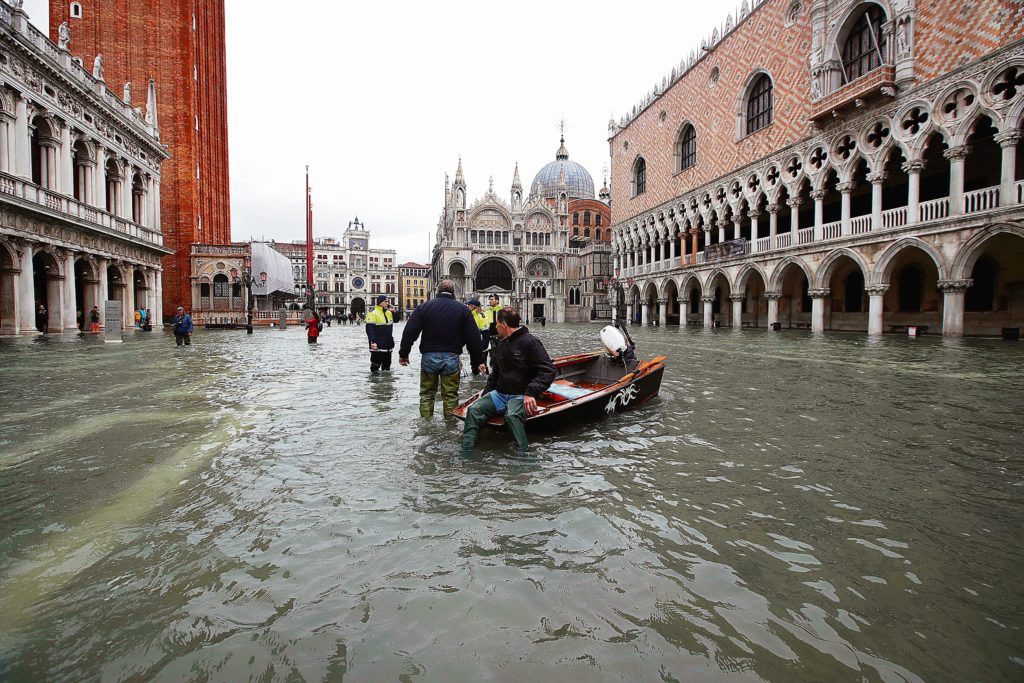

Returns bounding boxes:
[452,322,666,430]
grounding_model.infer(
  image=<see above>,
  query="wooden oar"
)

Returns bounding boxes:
[618,355,668,384]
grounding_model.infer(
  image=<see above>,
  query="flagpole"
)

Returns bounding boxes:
[306,166,313,310]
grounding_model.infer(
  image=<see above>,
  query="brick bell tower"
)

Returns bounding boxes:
[49,0,231,318]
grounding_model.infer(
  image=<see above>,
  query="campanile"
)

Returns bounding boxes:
[49,0,231,316]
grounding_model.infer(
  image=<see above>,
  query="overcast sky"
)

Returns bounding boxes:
[25,0,733,264]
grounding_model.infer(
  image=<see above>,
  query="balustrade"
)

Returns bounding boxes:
[918,197,949,222]
[881,206,907,229]
[756,236,771,252]
[797,227,814,245]
[776,233,792,249]
[962,185,999,215]
[1017,180,1024,204]
[851,215,872,235]
[822,221,842,240]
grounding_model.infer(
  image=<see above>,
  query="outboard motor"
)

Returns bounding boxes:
[601,319,637,366]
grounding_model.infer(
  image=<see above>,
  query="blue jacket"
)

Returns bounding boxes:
[172,313,193,334]
[365,305,395,350]
[398,292,484,366]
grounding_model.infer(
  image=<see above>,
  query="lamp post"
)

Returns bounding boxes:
[231,259,267,334]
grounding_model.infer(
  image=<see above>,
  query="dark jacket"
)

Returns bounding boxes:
[484,326,556,399]
[398,292,483,365]
[365,305,394,349]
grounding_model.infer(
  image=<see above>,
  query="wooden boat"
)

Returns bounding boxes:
[452,350,667,431]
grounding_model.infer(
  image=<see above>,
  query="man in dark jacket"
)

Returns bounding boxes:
[460,306,555,458]
[399,280,485,417]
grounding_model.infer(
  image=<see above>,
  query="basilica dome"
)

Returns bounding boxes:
[530,138,595,201]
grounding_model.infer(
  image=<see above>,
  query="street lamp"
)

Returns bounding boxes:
[231,258,267,334]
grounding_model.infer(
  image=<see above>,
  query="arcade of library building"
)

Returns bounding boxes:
[0,3,168,335]
[609,0,1024,337]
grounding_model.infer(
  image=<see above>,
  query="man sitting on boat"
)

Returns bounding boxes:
[460,306,555,458]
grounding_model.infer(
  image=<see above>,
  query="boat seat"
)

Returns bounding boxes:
[546,380,595,401]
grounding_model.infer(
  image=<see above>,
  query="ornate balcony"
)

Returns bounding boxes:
[809,67,896,122]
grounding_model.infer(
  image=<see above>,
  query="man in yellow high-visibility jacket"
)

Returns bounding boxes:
[365,295,395,372]
[468,299,490,374]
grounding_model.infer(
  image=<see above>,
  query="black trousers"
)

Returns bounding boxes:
[370,349,392,372]
[175,332,191,346]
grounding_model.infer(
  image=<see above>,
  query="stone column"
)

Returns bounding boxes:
[125,264,135,326]
[938,279,972,337]
[768,204,779,240]
[866,285,888,336]
[750,211,761,250]
[154,270,163,325]
[809,288,830,333]
[153,178,162,231]
[0,114,11,173]
[96,257,109,327]
[717,221,726,244]
[62,250,77,330]
[766,291,782,328]
[868,172,886,231]
[44,144,57,189]
[94,146,106,209]
[59,121,73,195]
[657,298,667,327]
[730,293,745,328]
[788,198,802,234]
[17,242,35,333]
[733,217,742,241]
[641,299,649,326]
[701,295,715,328]
[690,229,699,263]
[648,241,655,267]
[811,190,825,241]
[838,182,855,235]
[625,302,633,325]
[669,234,677,265]
[995,132,1021,206]
[945,145,969,215]
[903,160,924,224]
[14,97,30,180]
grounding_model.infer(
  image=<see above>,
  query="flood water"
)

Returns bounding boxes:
[1,323,1022,682]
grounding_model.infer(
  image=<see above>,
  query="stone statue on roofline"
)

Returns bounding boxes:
[123,82,131,104]
[58,21,70,51]
[93,54,104,81]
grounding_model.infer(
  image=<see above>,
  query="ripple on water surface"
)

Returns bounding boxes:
[1,325,1022,682]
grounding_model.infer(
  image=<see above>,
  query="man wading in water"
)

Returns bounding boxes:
[460,306,555,458]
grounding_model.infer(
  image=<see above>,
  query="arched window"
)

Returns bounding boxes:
[583,211,591,226]
[213,273,229,298]
[584,228,591,238]
[595,228,602,241]
[632,157,647,196]
[70,2,83,18]
[842,5,888,83]
[746,74,774,135]
[573,212,579,226]
[596,214,602,227]
[677,124,697,171]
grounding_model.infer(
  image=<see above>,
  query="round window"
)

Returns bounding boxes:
[352,277,365,289]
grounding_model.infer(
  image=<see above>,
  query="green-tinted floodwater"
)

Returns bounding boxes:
[0,323,1022,682]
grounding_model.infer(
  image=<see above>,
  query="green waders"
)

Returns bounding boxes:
[420,370,461,417]
[460,392,529,457]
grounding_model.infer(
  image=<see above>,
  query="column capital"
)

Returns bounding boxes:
[865,284,889,295]
[994,131,1021,148]
[937,278,973,292]
[749,209,763,219]
[867,171,888,184]
[767,204,781,215]
[943,145,970,161]
[786,197,804,208]
[807,288,831,298]
[902,159,926,174]
[810,189,827,200]
[701,295,715,303]
[728,293,746,302]
[764,290,783,301]
[836,181,857,193]
[656,298,668,305]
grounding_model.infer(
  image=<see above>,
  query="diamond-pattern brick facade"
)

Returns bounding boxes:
[49,0,231,317]
[610,0,1024,225]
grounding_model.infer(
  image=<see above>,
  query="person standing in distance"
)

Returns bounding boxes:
[460,306,555,458]
[365,295,395,372]
[398,280,485,417]
[486,294,501,352]
[304,309,321,344]
[172,306,193,346]
[467,298,490,375]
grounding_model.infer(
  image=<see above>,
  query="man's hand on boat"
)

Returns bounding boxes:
[523,395,539,415]
[477,363,487,375]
